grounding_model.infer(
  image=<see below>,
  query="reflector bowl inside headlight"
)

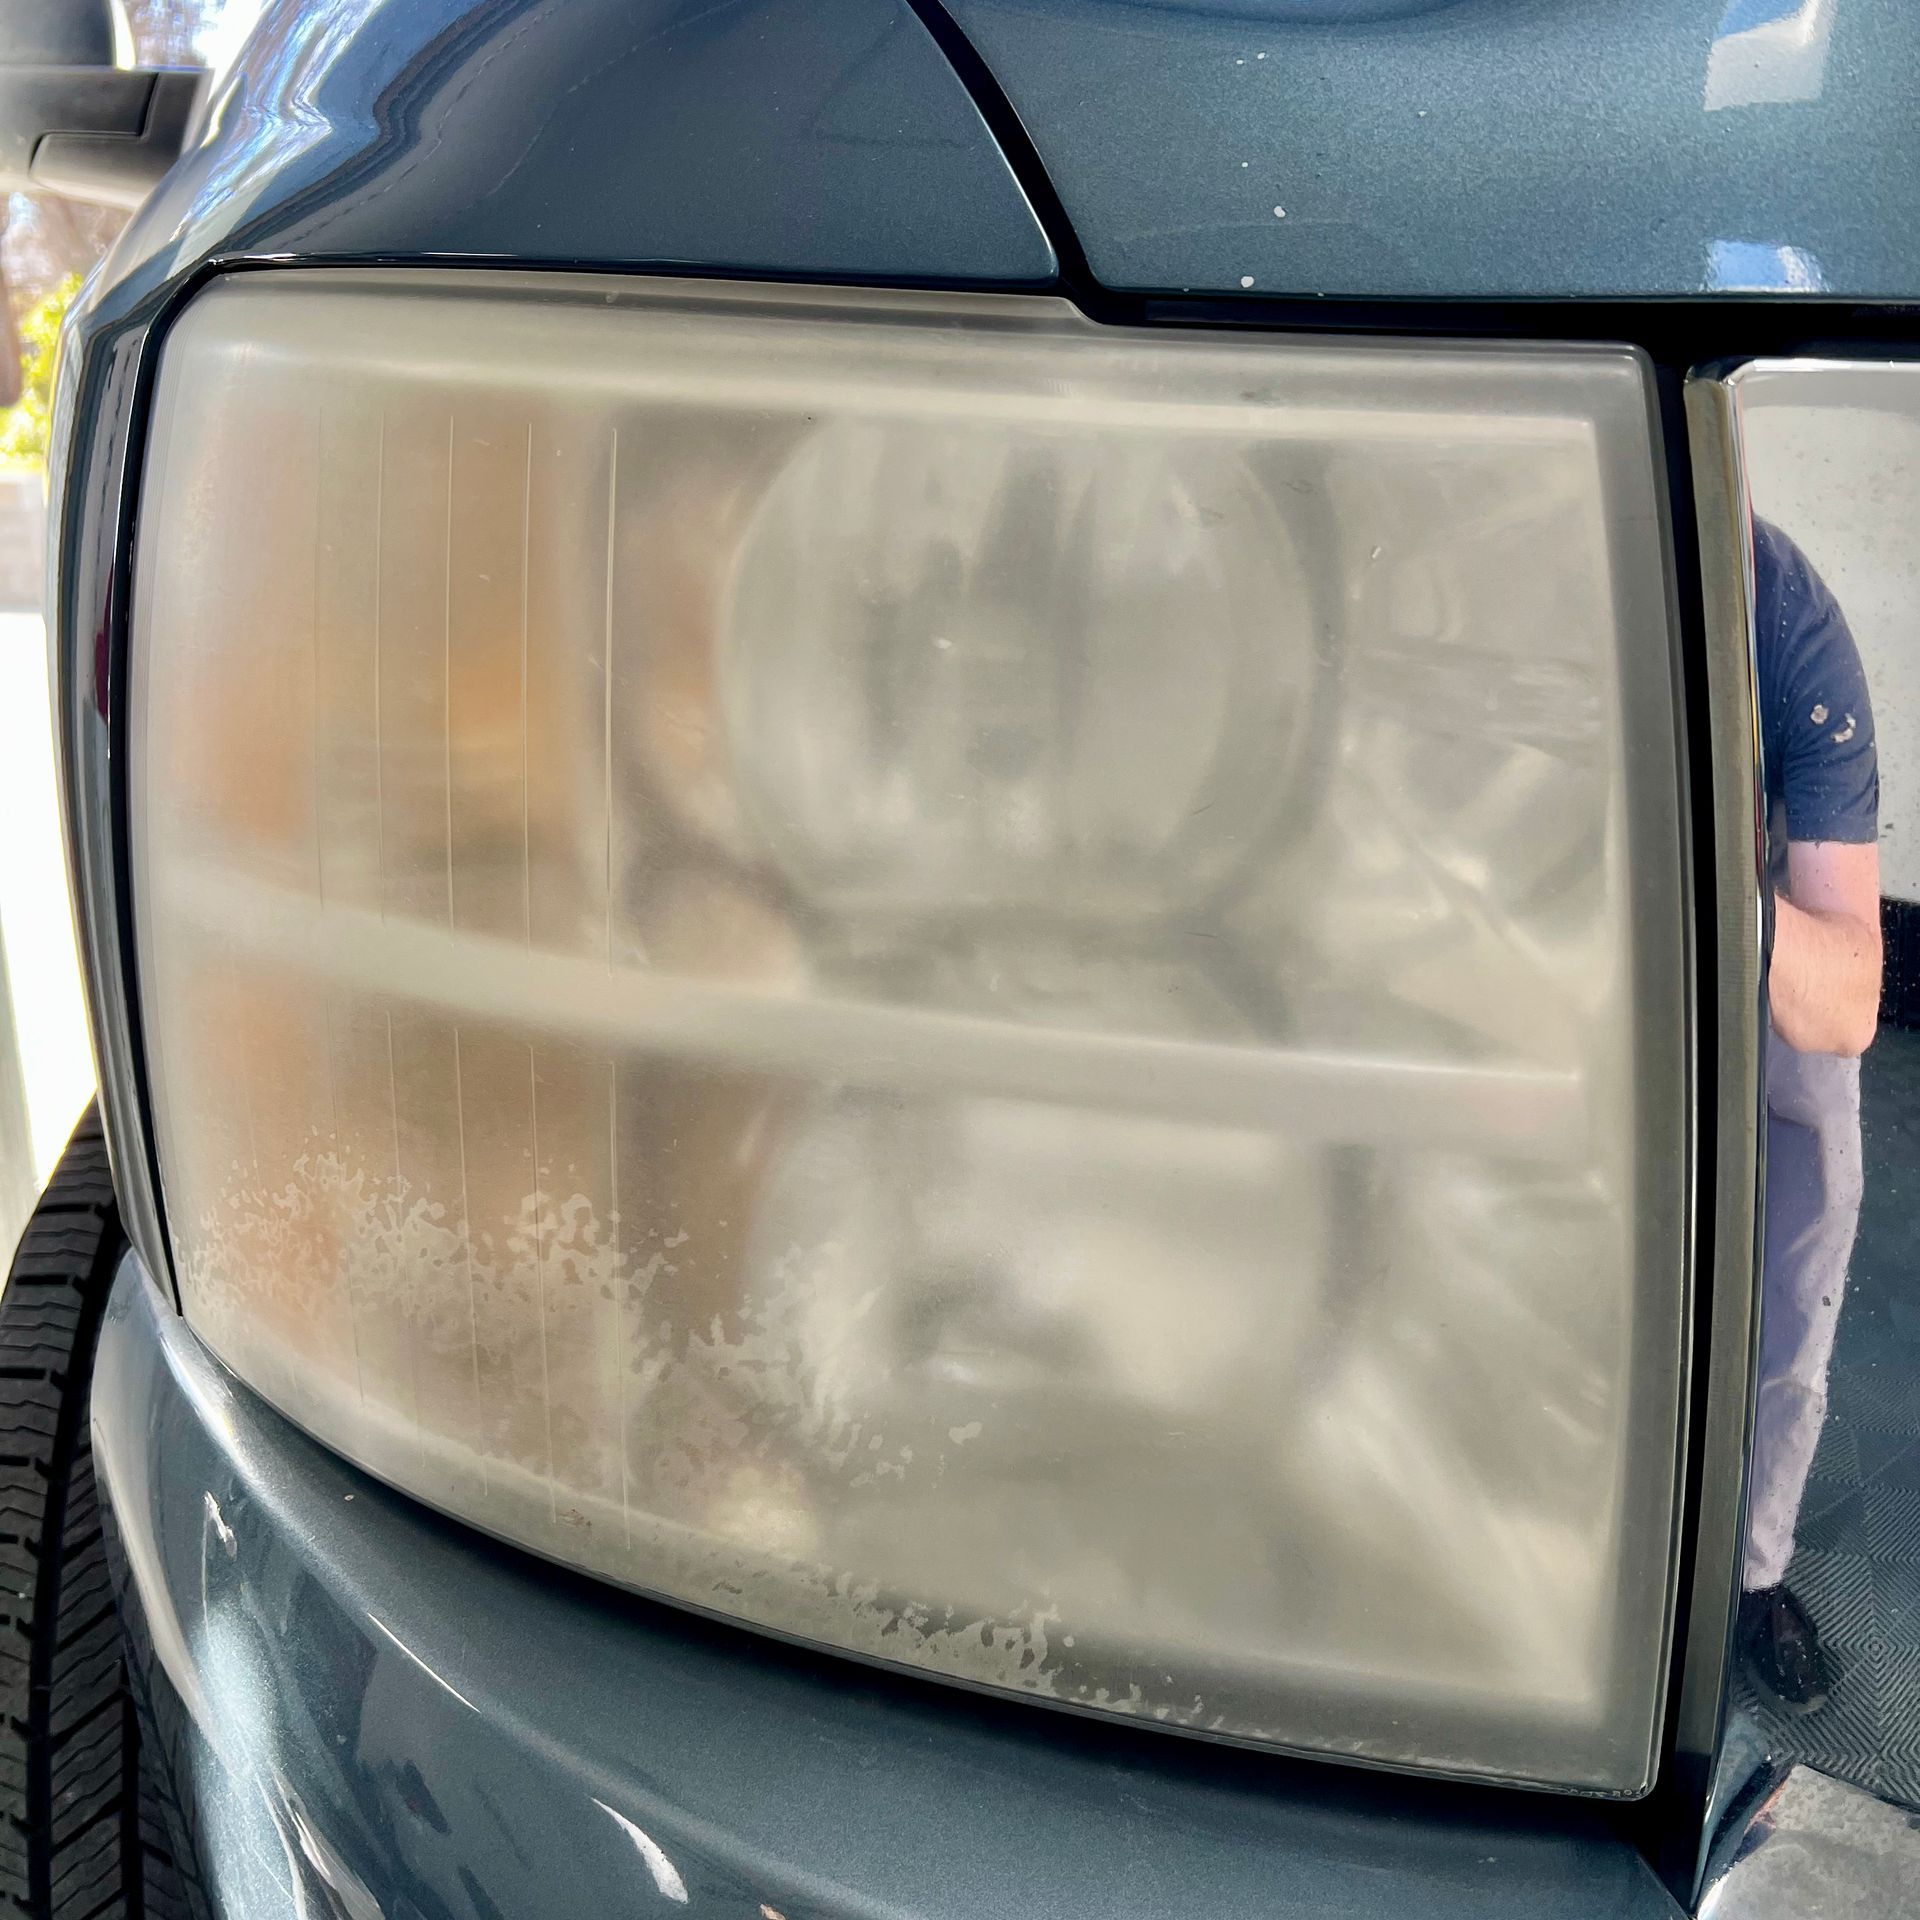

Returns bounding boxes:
[724,421,1321,916]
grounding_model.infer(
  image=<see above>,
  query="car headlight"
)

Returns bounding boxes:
[131,270,1688,1792]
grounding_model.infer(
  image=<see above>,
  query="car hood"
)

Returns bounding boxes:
[944,0,1920,300]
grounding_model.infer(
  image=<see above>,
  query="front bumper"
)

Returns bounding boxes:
[89,1251,1680,1919]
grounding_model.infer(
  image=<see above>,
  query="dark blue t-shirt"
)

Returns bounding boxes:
[1754,518,1878,877]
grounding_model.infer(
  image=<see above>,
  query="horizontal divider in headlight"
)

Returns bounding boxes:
[157,866,1587,1155]
[132,270,1689,1794]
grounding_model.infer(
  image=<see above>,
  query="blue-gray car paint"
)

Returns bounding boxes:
[49,0,1913,1912]
[94,1253,1685,1919]
[943,0,1920,300]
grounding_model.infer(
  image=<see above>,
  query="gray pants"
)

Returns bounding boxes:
[1746,1043,1864,1592]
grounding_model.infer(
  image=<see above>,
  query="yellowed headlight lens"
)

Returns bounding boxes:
[133,270,1688,1790]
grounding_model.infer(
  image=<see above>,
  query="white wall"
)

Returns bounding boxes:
[1743,397,1920,902]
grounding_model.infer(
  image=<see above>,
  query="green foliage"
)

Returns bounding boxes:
[0,273,83,468]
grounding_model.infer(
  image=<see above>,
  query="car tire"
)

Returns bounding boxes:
[0,1107,200,1918]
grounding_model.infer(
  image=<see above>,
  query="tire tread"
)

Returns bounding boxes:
[0,1109,191,1918]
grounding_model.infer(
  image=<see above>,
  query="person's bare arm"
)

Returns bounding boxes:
[1772,840,1882,1057]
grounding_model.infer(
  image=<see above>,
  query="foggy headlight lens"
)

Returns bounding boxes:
[132,272,1687,1791]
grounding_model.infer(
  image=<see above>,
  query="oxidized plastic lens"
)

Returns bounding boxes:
[132,271,1687,1791]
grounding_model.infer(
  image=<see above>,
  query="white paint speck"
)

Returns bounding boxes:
[1256,51,1266,59]
[948,1421,983,1443]
[933,634,952,651]
[1240,274,1255,288]
[1833,714,1857,743]
[593,1801,688,1905]
[1240,160,1249,168]
[204,1493,237,1557]
[1811,702,1830,724]
[1273,206,1286,219]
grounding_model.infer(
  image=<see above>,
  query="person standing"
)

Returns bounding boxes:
[1739,517,1883,1710]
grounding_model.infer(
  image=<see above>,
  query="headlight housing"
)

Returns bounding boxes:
[132,271,1688,1791]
